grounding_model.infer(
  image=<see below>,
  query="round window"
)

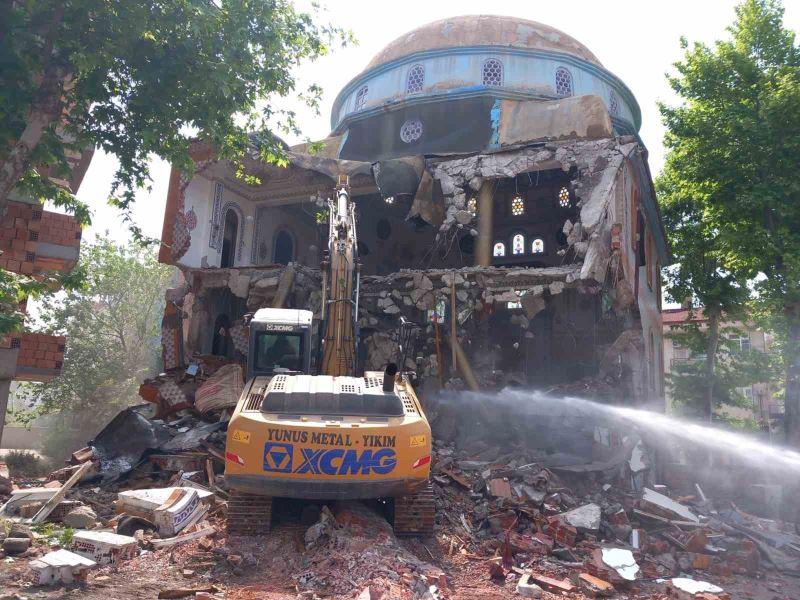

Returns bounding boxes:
[400,119,423,143]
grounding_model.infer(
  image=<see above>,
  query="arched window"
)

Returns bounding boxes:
[493,242,506,257]
[511,195,525,216]
[609,91,620,116]
[531,238,545,254]
[558,186,570,208]
[555,67,573,97]
[406,64,425,94]
[482,59,503,86]
[354,85,368,111]
[220,209,239,268]
[512,234,525,255]
[273,230,294,265]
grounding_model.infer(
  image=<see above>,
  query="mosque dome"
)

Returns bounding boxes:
[330,15,640,161]
[366,15,602,70]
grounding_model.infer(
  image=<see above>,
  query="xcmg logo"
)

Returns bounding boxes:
[262,442,397,475]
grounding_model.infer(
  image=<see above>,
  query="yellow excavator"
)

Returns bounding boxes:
[223,176,433,536]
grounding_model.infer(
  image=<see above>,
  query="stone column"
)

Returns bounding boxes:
[476,180,494,267]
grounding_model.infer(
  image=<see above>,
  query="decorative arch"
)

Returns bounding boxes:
[218,202,244,267]
[512,233,525,255]
[273,228,295,265]
[555,67,573,97]
[482,58,503,86]
[406,64,425,94]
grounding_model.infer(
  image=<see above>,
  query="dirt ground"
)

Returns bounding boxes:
[3,517,800,600]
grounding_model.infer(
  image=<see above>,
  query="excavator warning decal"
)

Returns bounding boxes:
[410,435,426,447]
[262,442,398,476]
[232,430,251,444]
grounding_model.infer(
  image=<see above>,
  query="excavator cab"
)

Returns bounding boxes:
[247,308,313,379]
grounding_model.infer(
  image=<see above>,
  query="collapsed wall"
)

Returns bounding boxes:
[144,136,656,416]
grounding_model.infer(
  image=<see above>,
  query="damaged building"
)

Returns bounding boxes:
[152,15,667,415]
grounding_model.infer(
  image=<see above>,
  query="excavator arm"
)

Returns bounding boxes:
[319,176,359,377]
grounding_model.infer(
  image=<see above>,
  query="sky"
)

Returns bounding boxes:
[73,0,800,244]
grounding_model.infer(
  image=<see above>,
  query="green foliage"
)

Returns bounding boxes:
[14,238,173,433]
[659,0,800,437]
[1,1,351,229]
[666,320,780,417]
[3,449,50,477]
[0,263,86,335]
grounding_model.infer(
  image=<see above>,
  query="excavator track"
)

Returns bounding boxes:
[393,481,435,536]
[226,491,272,536]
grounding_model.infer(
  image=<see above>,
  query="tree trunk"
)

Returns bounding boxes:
[0,4,69,214]
[784,301,800,446]
[703,313,720,422]
[0,107,61,213]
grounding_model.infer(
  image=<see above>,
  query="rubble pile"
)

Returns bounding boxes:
[425,432,800,599]
[1,391,799,598]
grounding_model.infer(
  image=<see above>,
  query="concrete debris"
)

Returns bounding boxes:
[601,547,640,581]
[29,549,96,586]
[304,505,336,550]
[641,487,700,523]
[515,573,543,598]
[557,503,601,532]
[2,536,31,554]
[63,505,97,529]
[71,530,138,565]
[117,487,210,536]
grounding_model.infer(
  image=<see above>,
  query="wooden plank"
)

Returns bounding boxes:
[30,461,92,524]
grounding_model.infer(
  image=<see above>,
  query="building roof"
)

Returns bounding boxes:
[662,307,707,324]
[365,15,602,71]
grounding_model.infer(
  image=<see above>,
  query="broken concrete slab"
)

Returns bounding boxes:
[117,487,209,536]
[558,503,601,532]
[30,549,96,586]
[71,530,138,565]
[641,487,699,523]
[516,573,543,598]
[601,547,639,581]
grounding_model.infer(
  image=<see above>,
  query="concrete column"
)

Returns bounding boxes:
[0,347,19,450]
[476,180,494,267]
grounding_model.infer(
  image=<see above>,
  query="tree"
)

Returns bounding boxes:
[665,316,778,425]
[12,238,173,451]
[660,0,800,443]
[656,168,751,420]
[0,1,349,232]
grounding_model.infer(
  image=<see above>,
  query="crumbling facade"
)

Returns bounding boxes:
[153,15,667,412]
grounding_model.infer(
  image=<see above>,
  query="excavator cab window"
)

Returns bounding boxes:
[253,332,304,373]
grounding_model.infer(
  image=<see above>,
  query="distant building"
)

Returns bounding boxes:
[662,307,783,429]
